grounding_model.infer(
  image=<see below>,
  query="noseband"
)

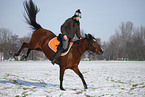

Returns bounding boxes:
[87,38,100,53]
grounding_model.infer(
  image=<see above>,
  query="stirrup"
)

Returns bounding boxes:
[51,58,56,65]
[51,48,64,65]
[51,57,61,65]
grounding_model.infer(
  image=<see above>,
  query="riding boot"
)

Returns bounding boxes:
[51,48,64,65]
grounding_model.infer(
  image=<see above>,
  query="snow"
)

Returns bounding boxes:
[0,61,145,96]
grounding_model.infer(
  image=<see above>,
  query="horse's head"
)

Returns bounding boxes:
[85,34,103,55]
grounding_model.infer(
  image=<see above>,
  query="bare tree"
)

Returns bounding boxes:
[104,22,145,61]
[0,28,13,59]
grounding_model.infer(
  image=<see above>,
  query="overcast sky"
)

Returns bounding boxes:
[0,0,145,42]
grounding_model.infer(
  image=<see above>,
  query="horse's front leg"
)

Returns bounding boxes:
[72,66,88,89]
[59,66,66,90]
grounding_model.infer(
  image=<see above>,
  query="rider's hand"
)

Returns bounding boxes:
[63,35,67,40]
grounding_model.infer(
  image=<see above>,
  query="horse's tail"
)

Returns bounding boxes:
[23,0,42,30]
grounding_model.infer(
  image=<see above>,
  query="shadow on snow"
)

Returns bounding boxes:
[0,80,59,88]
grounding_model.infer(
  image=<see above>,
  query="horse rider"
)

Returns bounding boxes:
[51,9,82,64]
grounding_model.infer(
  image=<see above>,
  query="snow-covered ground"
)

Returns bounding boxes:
[0,61,145,97]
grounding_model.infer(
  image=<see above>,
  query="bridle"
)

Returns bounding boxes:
[87,38,100,54]
[77,38,100,56]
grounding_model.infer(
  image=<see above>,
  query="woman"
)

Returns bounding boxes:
[51,9,82,64]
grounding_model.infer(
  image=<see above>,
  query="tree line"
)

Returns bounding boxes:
[0,21,145,61]
[103,21,145,61]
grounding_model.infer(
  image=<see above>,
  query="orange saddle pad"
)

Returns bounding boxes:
[48,37,73,56]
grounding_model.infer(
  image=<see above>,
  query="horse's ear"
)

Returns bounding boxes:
[85,34,93,39]
[85,34,89,38]
[88,34,93,39]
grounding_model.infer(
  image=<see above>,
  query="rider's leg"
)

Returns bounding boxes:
[62,37,69,50]
[51,37,69,65]
[51,48,64,65]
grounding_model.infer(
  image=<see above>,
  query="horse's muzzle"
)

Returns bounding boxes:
[96,49,103,55]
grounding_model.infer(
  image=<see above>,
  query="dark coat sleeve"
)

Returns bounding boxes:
[61,19,71,35]
[61,18,82,39]
[76,23,81,39]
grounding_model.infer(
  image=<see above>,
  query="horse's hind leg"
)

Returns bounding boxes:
[14,42,31,56]
[21,49,31,60]
[25,49,31,58]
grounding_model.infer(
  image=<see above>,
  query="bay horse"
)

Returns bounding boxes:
[15,0,103,90]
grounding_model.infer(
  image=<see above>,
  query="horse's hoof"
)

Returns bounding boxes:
[14,53,19,56]
[60,87,66,91]
[13,53,18,60]
[84,85,88,89]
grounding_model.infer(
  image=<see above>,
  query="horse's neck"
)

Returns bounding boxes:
[74,38,88,56]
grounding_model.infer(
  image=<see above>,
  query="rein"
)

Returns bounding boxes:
[77,40,82,56]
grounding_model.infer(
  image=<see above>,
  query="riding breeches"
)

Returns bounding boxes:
[62,37,69,50]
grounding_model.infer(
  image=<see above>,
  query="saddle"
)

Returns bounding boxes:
[48,36,73,56]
